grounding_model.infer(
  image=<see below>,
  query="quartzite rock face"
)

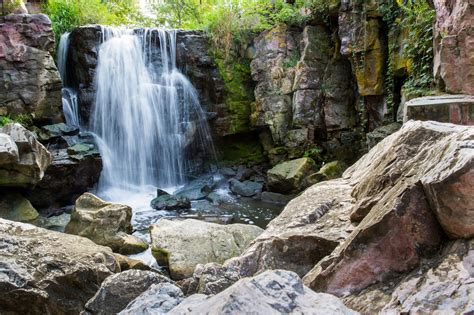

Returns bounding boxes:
[0,123,52,187]
[187,121,473,304]
[170,270,358,315]
[150,219,263,280]
[0,219,119,314]
[344,239,474,314]
[304,120,472,295]
[250,23,359,163]
[84,270,171,315]
[434,0,474,94]
[0,14,62,123]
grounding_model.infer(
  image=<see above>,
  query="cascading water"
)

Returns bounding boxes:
[91,27,216,197]
[58,32,81,127]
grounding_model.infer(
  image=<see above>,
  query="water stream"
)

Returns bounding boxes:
[58,32,80,127]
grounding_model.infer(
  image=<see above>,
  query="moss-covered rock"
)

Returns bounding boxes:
[0,191,39,222]
[218,133,265,164]
[267,157,317,194]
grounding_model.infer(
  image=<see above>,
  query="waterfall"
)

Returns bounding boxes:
[57,32,69,82]
[58,32,81,127]
[91,27,216,194]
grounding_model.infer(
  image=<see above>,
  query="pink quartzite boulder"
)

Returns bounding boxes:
[433,0,474,94]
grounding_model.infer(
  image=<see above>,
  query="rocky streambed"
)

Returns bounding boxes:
[1,120,473,314]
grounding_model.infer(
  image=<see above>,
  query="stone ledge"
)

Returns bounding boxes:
[403,94,474,125]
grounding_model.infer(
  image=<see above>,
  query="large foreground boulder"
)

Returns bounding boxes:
[171,270,358,314]
[185,121,473,312]
[304,121,472,294]
[344,239,474,313]
[0,123,52,187]
[0,219,119,314]
[150,219,263,280]
[84,270,171,315]
[65,193,148,254]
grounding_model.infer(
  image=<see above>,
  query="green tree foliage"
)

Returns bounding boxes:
[44,0,149,42]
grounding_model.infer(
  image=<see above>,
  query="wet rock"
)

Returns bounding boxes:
[151,190,191,211]
[0,219,119,314]
[170,270,358,314]
[434,0,474,94]
[219,167,236,177]
[25,148,102,211]
[119,283,184,315]
[150,219,263,280]
[175,176,214,200]
[0,123,52,187]
[366,122,402,149]
[206,192,234,205]
[344,239,474,313]
[260,191,294,205]
[267,157,316,193]
[114,254,151,272]
[65,193,149,254]
[0,14,62,123]
[84,270,171,315]
[229,179,263,197]
[0,191,38,222]
[41,123,79,138]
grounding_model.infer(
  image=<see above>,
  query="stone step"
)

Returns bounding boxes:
[403,94,474,125]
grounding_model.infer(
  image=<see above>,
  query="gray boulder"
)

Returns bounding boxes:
[151,190,191,211]
[267,157,316,193]
[0,191,39,222]
[0,133,19,164]
[170,270,358,314]
[0,219,119,314]
[65,193,148,254]
[229,179,263,197]
[84,270,171,315]
[0,123,52,187]
[119,283,184,315]
[150,219,263,280]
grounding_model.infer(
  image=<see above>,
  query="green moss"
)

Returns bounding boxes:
[219,134,265,164]
[151,246,170,266]
[214,54,255,135]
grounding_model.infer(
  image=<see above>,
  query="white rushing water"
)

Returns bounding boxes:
[91,27,216,198]
[58,32,81,127]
